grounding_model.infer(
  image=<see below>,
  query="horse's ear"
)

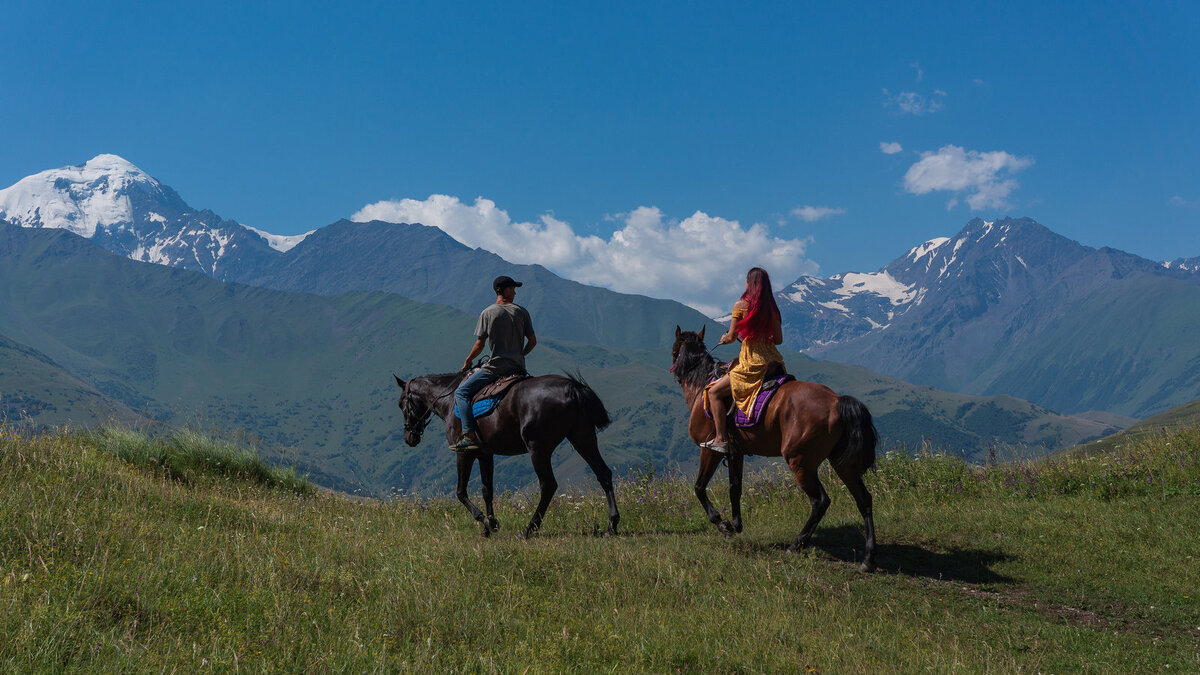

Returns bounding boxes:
[393,374,406,389]
[675,325,682,340]
[698,325,706,341]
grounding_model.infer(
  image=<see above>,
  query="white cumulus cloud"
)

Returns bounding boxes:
[880,141,903,155]
[903,145,1034,210]
[791,205,845,222]
[352,196,817,316]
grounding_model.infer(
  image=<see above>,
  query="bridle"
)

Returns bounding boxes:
[400,389,433,436]
[400,385,455,438]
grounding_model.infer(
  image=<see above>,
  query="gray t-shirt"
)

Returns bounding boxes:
[475,303,535,374]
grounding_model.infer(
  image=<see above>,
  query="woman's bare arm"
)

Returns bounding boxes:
[717,300,749,345]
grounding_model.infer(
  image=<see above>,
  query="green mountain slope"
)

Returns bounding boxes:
[0,223,1126,494]
[237,219,714,350]
[0,333,143,428]
[980,261,1200,417]
[1065,398,1200,457]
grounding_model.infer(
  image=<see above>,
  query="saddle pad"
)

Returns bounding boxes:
[705,374,796,428]
[456,398,500,421]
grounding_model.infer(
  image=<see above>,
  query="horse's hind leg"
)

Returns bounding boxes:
[519,447,559,539]
[568,430,619,535]
[723,454,744,535]
[834,461,877,572]
[454,453,491,537]
[694,447,726,529]
[479,453,500,533]
[787,461,831,553]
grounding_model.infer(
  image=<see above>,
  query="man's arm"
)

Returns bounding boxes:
[462,336,486,371]
[520,308,537,356]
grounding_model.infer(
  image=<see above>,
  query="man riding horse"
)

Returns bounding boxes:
[395,274,619,538]
[452,275,537,452]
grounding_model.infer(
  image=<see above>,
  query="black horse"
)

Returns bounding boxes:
[394,371,620,538]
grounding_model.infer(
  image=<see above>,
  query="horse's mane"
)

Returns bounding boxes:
[673,333,718,391]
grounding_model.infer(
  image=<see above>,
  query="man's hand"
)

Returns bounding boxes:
[462,336,486,372]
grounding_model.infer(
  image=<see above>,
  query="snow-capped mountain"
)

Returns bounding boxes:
[779,217,1200,417]
[0,155,298,278]
[778,218,1089,350]
[1163,256,1200,273]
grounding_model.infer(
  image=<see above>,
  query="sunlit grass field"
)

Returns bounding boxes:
[2,423,1198,672]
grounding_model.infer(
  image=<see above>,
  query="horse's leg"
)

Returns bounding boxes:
[787,460,831,553]
[518,447,558,539]
[454,453,490,536]
[694,447,726,529]
[723,453,745,535]
[479,453,500,533]
[567,430,619,536]
[834,461,877,572]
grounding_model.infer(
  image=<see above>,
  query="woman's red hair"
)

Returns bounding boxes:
[735,267,780,342]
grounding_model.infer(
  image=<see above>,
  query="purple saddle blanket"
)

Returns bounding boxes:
[705,374,795,427]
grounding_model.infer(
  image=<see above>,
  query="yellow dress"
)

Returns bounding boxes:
[728,306,785,416]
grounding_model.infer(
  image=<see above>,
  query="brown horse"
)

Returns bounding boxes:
[670,326,878,571]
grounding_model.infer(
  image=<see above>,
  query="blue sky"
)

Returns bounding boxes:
[2,1,1197,310]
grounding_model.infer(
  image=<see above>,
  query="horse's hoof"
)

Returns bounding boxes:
[518,528,535,540]
[486,517,500,532]
[480,526,491,538]
[787,543,803,554]
[859,560,877,573]
[717,520,737,536]
[604,526,618,538]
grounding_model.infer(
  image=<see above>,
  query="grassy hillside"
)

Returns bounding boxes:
[1066,399,1200,458]
[3,424,1197,671]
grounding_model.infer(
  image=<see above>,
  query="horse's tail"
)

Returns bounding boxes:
[564,371,612,432]
[830,395,877,472]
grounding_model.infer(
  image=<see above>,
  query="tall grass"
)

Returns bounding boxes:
[83,426,311,494]
[1,422,1197,671]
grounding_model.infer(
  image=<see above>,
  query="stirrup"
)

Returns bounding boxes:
[451,434,481,452]
[700,438,729,454]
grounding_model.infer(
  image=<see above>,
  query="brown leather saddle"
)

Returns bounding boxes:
[472,373,530,403]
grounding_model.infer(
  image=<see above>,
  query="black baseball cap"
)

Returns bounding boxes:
[493,275,523,293]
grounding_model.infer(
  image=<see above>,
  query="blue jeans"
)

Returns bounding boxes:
[454,368,501,433]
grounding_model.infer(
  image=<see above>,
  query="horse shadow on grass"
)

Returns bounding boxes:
[738,524,1016,584]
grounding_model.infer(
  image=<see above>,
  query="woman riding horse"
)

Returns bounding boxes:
[703,267,785,454]
[671,267,879,571]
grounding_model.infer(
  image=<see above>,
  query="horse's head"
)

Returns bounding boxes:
[671,325,706,371]
[394,374,432,447]
[670,325,716,388]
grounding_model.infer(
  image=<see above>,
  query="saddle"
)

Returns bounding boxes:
[454,372,530,420]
